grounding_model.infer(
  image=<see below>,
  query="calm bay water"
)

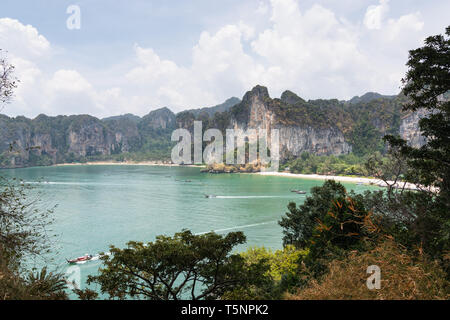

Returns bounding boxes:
[0,165,378,294]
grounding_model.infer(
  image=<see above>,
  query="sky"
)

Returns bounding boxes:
[0,0,449,118]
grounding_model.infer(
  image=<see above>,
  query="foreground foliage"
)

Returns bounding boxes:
[88,230,270,300]
[0,179,68,300]
[286,240,449,300]
[383,25,450,272]
[222,246,308,299]
[2,26,450,301]
[278,26,450,300]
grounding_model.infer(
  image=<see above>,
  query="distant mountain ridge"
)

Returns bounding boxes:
[102,113,141,123]
[0,87,424,168]
[100,97,241,123]
[348,92,397,104]
[185,97,241,117]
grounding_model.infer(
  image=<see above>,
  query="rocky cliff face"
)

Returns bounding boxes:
[141,107,176,130]
[0,110,171,168]
[103,115,141,153]
[399,110,427,148]
[66,116,114,157]
[0,86,426,168]
[398,93,449,148]
[229,86,351,158]
[0,115,31,167]
[31,132,57,162]
[0,115,118,167]
[277,127,351,156]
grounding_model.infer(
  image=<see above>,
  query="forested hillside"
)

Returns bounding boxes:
[0,87,423,168]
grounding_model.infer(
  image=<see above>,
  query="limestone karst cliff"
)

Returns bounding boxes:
[399,110,427,148]
[0,86,425,168]
[228,86,351,158]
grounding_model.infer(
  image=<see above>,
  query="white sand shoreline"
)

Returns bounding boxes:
[50,162,426,191]
[256,171,378,183]
[255,171,424,190]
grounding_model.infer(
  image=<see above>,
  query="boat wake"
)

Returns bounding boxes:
[195,220,278,235]
[23,181,125,187]
[67,221,277,264]
[214,195,294,199]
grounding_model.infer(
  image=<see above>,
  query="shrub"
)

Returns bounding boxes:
[286,240,449,300]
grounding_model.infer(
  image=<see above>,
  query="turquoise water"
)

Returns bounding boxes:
[0,165,378,294]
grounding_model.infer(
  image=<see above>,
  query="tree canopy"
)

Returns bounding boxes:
[385,25,450,197]
[88,230,269,300]
[0,49,18,111]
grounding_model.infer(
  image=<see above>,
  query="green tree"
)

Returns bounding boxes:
[385,26,450,196]
[306,194,373,267]
[226,245,309,299]
[88,230,269,300]
[278,180,347,248]
[0,179,56,270]
[0,54,67,300]
[0,177,68,301]
[240,245,306,282]
[382,26,450,268]
[0,49,18,112]
[279,181,377,277]
[350,114,384,156]
[26,267,68,300]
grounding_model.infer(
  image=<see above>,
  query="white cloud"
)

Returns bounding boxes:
[386,13,424,41]
[192,24,261,87]
[0,18,131,117]
[251,1,369,97]
[122,0,424,106]
[125,24,264,111]
[42,70,96,115]
[0,2,429,118]
[0,18,51,116]
[0,18,50,58]
[256,1,269,15]
[364,0,390,30]
[363,0,424,42]
[48,70,93,93]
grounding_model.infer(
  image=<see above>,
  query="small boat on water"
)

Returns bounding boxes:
[67,254,93,264]
[204,194,217,198]
[291,190,306,194]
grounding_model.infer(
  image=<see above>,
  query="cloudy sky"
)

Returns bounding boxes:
[0,0,448,118]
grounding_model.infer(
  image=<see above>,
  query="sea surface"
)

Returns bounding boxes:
[0,165,378,295]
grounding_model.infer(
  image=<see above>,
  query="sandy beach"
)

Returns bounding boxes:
[52,162,428,191]
[256,171,425,191]
[256,171,377,183]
